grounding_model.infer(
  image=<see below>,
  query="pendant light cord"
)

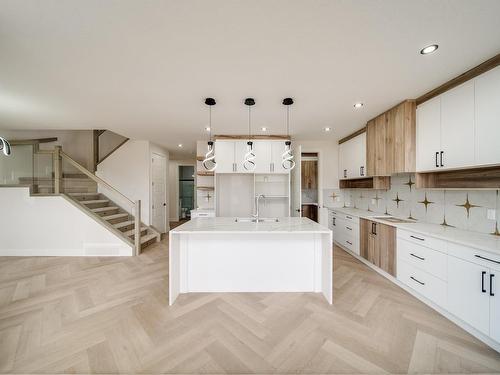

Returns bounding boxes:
[209,106,212,141]
[248,106,251,140]
[286,106,290,137]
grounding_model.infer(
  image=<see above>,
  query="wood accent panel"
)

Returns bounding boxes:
[366,119,376,177]
[339,176,390,190]
[374,113,389,175]
[214,135,289,140]
[416,166,500,189]
[360,218,370,260]
[196,156,204,161]
[378,223,397,276]
[197,171,214,176]
[301,160,317,189]
[338,127,366,145]
[416,53,500,105]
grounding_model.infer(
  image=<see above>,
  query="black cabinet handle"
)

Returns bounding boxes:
[344,169,347,178]
[360,166,364,176]
[346,215,353,220]
[346,226,352,231]
[332,217,336,226]
[346,240,352,245]
[490,274,495,297]
[482,271,487,293]
[371,222,375,234]
[435,152,439,168]
[474,254,500,265]
[373,223,377,235]
[410,253,425,261]
[410,235,425,241]
[440,151,444,167]
[410,276,425,286]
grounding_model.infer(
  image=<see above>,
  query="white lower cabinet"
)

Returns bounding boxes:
[331,210,359,255]
[490,271,500,342]
[447,255,490,336]
[397,229,500,349]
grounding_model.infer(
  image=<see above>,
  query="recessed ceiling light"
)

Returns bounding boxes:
[178,144,183,148]
[261,127,267,132]
[205,126,211,132]
[420,44,438,55]
[354,102,364,108]
[324,127,331,132]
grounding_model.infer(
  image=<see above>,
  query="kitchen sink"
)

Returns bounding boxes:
[371,216,416,224]
[235,217,279,223]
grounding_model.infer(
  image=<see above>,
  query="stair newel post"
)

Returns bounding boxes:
[53,146,62,194]
[134,200,141,255]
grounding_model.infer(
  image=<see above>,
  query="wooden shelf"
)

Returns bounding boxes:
[196,186,214,191]
[416,166,500,189]
[197,171,214,177]
[339,176,390,190]
[196,156,204,161]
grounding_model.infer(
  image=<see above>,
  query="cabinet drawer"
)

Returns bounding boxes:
[398,239,447,281]
[397,229,447,252]
[343,214,360,225]
[447,242,500,272]
[397,258,447,307]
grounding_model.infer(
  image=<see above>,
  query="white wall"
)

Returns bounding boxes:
[0,187,132,256]
[0,130,94,169]
[297,140,339,206]
[168,159,196,221]
[96,140,170,228]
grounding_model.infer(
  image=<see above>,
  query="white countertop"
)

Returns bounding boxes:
[171,217,331,234]
[325,206,500,256]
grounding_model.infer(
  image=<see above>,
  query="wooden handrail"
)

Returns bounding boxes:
[60,150,134,206]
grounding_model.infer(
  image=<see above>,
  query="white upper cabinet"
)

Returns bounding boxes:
[215,141,237,173]
[417,67,500,172]
[416,96,441,172]
[475,66,500,167]
[440,80,475,169]
[215,140,290,174]
[338,132,366,179]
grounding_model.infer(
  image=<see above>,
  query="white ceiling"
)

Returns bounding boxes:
[1,0,500,158]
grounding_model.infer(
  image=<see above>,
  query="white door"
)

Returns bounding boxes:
[290,145,302,216]
[214,141,235,173]
[447,256,490,335]
[440,80,475,170]
[253,141,272,173]
[271,141,288,174]
[151,153,167,233]
[490,268,499,342]
[416,96,442,172]
[475,66,500,167]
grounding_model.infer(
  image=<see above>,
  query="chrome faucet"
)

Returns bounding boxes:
[253,194,265,220]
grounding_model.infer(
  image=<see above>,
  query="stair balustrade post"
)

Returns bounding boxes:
[134,200,141,255]
[53,146,62,194]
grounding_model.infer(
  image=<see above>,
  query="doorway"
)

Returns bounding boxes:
[301,152,319,222]
[151,153,167,233]
[178,165,195,220]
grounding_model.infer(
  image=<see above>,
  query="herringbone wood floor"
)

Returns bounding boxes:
[1,241,499,374]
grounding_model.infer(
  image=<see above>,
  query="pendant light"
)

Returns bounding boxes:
[282,97,295,170]
[0,136,11,156]
[202,98,217,171]
[243,98,256,171]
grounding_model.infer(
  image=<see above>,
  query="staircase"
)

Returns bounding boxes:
[64,187,160,252]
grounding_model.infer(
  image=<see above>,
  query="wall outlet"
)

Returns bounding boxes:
[487,209,496,220]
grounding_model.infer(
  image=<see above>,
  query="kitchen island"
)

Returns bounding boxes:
[169,217,333,305]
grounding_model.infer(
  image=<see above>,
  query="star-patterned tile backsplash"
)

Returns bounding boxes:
[323,174,500,236]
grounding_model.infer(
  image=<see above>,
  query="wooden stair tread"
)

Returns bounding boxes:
[114,220,134,229]
[141,233,157,244]
[68,192,99,197]
[91,206,119,213]
[81,199,109,205]
[123,227,148,237]
[102,213,129,221]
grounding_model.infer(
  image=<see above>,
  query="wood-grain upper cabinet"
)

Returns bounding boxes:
[301,160,317,189]
[360,219,396,276]
[475,65,500,167]
[366,100,416,176]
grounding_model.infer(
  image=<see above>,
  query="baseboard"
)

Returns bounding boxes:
[334,241,500,354]
[0,244,133,257]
